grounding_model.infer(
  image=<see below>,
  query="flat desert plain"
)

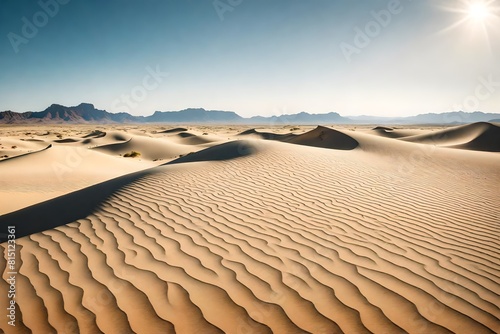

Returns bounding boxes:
[0,122,499,333]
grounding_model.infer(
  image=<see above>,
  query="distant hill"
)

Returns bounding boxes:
[248,112,349,124]
[404,111,500,124]
[0,103,138,124]
[146,108,243,123]
[1,103,499,125]
[350,111,500,124]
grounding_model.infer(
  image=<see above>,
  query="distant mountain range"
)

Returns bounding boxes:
[0,103,139,124]
[349,111,500,124]
[1,103,499,125]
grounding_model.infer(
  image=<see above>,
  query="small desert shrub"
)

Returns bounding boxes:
[11,146,17,149]
[290,127,300,131]
[123,151,141,158]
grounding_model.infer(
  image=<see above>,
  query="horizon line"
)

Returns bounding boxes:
[2,102,498,119]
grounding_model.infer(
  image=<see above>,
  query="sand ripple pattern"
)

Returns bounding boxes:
[1,141,499,333]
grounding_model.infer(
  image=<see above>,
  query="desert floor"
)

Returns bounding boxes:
[0,122,499,333]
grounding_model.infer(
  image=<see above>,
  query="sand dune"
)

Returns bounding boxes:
[0,143,154,215]
[0,137,49,160]
[0,123,499,333]
[41,130,132,147]
[81,129,107,138]
[238,126,358,150]
[157,127,189,134]
[168,140,258,164]
[92,136,194,161]
[238,128,298,141]
[0,142,52,162]
[286,126,359,150]
[92,131,228,160]
[74,131,131,147]
[166,132,223,146]
[0,126,228,214]
[83,131,130,144]
[368,126,427,139]
[401,122,500,152]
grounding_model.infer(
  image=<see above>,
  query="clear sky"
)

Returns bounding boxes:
[0,0,499,117]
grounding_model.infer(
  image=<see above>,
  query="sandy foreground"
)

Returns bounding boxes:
[0,122,499,333]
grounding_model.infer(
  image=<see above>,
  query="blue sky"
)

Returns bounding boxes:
[0,0,499,117]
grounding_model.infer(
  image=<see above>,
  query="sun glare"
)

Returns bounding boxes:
[437,0,500,40]
[467,2,491,20]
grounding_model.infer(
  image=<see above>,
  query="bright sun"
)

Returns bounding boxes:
[438,0,500,33]
[468,2,491,20]
[437,0,500,49]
